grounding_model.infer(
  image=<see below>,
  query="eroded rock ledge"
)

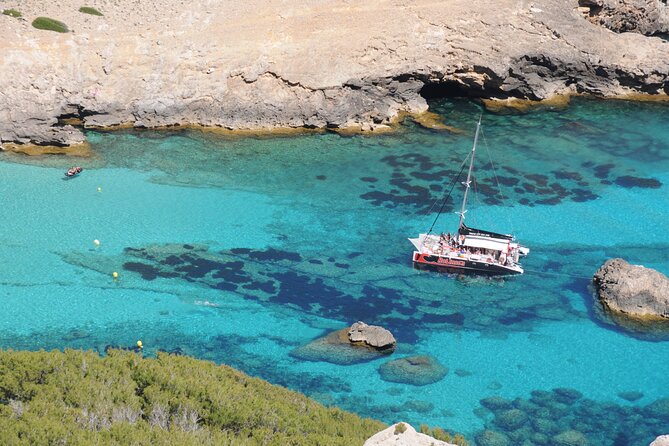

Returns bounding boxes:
[1,0,668,148]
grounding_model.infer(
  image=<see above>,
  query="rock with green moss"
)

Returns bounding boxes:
[31,17,69,33]
[378,355,447,386]
[2,9,21,17]
[79,6,103,16]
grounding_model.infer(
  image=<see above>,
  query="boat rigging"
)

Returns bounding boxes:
[408,117,529,275]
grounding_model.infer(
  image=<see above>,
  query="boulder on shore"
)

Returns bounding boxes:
[593,258,669,319]
[363,422,455,446]
[348,321,396,350]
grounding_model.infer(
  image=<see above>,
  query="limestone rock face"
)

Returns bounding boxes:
[593,258,669,318]
[580,0,669,35]
[2,0,669,147]
[348,321,396,350]
[363,423,455,446]
[650,435,669,446]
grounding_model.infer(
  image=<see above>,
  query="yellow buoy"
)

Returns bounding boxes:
[112,271,118,279]
[93,239,100,247]
[137,340,143,349]
[97,187,102,192]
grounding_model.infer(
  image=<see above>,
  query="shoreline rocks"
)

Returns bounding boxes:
[593,258,669,319]
[348,321,396,351]
[2,0,669,148]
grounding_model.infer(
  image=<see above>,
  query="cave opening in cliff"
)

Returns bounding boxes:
[419,81,472,101]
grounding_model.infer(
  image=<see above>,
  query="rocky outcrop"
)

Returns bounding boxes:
[290,327,393,365]
[593,258,669,319]
[348,321,396,350]
[579,0,669,35]
[364,423,456,446]
[2,0,669,148]
[651,435,669,446]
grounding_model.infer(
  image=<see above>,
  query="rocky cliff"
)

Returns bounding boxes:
[1,0,668,148]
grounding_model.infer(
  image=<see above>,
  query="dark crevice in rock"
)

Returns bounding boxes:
[419,80,475,100]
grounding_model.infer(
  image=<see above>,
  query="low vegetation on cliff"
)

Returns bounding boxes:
[2,9,22,17]
[0,349,384,445]
[79,6,103,16]
[31,17,69,33]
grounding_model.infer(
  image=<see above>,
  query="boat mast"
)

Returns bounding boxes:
[458,116,481,229]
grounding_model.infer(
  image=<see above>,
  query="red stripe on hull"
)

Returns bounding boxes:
[412,253,521,276]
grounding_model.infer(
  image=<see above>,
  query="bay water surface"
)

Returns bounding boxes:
[1,98,668,444]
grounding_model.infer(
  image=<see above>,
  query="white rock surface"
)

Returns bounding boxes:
[364,423,455,446]
[348,321,396,350]
[650,435,669,446]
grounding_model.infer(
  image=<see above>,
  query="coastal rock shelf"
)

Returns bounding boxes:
[1,0,669,147]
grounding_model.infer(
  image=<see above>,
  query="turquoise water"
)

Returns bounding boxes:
[1,98,668,444]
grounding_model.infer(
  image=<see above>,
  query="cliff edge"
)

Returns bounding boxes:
[1,0,668,147]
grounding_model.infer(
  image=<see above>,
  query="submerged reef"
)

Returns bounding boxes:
[378,355,448,386]
[476,389,669,446]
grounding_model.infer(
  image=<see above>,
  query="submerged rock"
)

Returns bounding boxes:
[363,422,455,446]
[378,355,447,386]
[290,328,391,365]
[495,408,528,430]
[617,390,644,402]
[475,429,510,446]
[481,396,513,411]
[593,258,669,319]
[348,321,396,350]
[552,429,588,446]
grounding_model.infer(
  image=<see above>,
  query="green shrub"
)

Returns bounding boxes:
[0,349,385,445]
[78,6,103,16]
[394,422,407,435]
[31,17,69,32]
[2,9,21,17]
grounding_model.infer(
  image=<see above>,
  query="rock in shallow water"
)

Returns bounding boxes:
[290,328,392,365]
[378,355,447,386]
[348,321,396,350]
[552,429,588,446]
[593,258,669,319]
[475,429,510,446]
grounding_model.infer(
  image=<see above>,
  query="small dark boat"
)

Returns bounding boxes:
[65,166,83,178]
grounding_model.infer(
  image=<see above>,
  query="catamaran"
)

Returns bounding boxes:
[409,118,529,275]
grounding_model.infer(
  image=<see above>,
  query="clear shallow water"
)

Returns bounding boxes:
[1,98,668,444]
